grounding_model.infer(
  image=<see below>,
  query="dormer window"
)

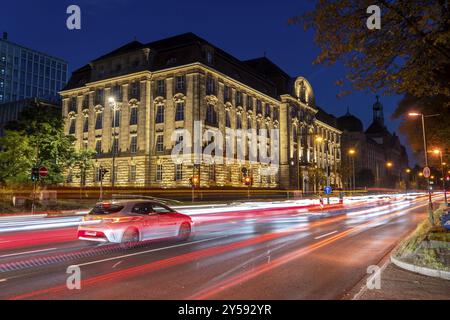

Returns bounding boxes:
[206,50,214,64]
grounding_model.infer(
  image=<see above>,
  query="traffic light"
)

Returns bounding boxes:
[31,167,39,182]
[244,176,252,186]
[189,175,200,188]
[99,167,109,181]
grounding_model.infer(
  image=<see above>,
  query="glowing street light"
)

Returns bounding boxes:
[407,112,440,217]
[386,161,393,168]
[431,148,448,205]
[348,148,356,191]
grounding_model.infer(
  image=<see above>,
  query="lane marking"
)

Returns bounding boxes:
[314,230,338,240]
[0,247,57,258]
[0,278,7,283]
[112,261,122,269]
[75,235,229,268]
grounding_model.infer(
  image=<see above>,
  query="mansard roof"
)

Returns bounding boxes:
[63,32,294,99]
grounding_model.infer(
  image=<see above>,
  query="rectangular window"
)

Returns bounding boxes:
[256,100,262,114]
[70,97,77,112]
[225,111,231,128]
[175,102,184,121]
[130,135,137,153]
[156,105,164,123]
[111,85,122,101]
[95,88,104,105]
[235,91,242,105]
[246,96,253,111]
[129,165,136,182]
[223,85,230,102]
[69,118,75,134]
[95,112,103,129]
[83,117,89,132]
[157,79,165,96]
[265,104,271,117]
[175,75,185,91]
[130,107,138,125]
[95,140,102,154]
[175,164,183,181]
[156,164,163,182]
[129,82,140,100]
[156,135,164,152]
[112,109,120,127]
[206,76,215,95]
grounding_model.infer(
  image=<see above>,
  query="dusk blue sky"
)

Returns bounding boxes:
[2,0,413,161]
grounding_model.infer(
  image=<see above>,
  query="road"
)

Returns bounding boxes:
[0,194,436,300]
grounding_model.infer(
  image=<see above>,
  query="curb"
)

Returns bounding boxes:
[390,255,450,280]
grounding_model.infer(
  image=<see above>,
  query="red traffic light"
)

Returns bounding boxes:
[190,175,200,187]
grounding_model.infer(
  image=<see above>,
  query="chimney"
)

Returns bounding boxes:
[2,32,7,40]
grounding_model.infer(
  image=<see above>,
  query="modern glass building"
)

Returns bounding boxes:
[0,32,68,103]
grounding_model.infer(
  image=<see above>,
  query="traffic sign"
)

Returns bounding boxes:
[423,166,431,178]
[324,186,332,195]
[38,166,48,177]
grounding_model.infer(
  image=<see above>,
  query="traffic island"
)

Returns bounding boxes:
[391,204,450,279]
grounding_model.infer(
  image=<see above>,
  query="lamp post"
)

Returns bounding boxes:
[386,161,394,189]
[405,168,411,193]
[348,148,356,192]
[109,97,119,188]
[432,149,448,205]
[408,112,440,220]
[316,136,330,204]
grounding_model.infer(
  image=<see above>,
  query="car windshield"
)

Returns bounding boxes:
[89,203,124,215]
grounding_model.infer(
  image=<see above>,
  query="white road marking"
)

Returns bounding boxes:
[112,261,122,268]
[76,235,229,268]
[314,230,338,240]
[0,247,57,258]
[0,278,7,283]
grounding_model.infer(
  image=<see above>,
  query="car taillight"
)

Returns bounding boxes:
[78,230,106,238]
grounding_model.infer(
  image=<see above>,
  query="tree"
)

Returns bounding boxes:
[393,94,450,165]
[1,102,83,186]
[290,1,450,102]
[0,131,37,186]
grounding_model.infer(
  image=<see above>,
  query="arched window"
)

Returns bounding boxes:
[236,115,242,129]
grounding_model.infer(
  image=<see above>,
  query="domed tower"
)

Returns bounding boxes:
[372,95,384,126]
[337,107,364,132]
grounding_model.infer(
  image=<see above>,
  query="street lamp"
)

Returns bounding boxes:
[109,97,119,188]
[316,136,330,204]
[432,148,448,205]
[408,112,440,218]
[348,148,356,192]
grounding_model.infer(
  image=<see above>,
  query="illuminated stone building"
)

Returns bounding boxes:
[61,33,341,191]
[338,97,409,188]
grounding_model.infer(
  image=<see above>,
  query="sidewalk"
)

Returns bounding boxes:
[357,262,450,300]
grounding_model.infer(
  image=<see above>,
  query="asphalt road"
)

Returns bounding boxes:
[0,195,435,300]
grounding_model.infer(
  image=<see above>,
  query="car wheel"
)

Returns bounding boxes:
[178,223,191,241]
[120,228,140,249]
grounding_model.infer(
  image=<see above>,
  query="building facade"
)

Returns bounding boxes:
[338,97,409,189]
[61,33,341,191]
[0,32,68,104]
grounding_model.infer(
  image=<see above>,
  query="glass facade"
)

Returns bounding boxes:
[0,36,68,104]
